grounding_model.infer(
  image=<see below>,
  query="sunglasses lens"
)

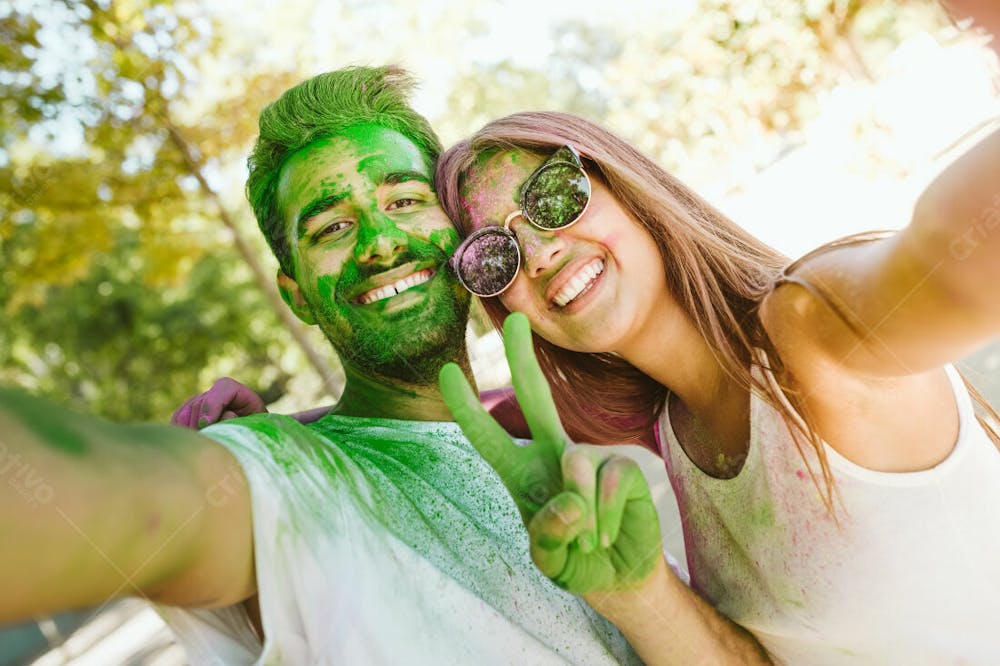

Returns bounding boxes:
[522,163,590,229]
[456,231,520,296]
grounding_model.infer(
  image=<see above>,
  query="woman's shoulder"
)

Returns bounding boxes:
[755,321,960,474]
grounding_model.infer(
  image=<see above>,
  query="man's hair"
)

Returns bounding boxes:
[246,65,443,276]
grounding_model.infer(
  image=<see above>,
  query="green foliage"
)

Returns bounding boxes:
[1,0,211,299]
[0,0,329,420]
[0,228,297,421]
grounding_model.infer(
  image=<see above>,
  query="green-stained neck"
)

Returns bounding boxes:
[332,354,478,422]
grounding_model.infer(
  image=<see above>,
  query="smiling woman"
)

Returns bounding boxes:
[451,147,669,356]
[435,109,1000,664]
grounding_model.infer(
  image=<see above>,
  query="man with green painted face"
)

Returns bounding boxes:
[0,66,634,664]
[0,66,767,664]
[267,126,472,409]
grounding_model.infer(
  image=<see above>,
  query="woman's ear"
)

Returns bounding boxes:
[277,271,317,325]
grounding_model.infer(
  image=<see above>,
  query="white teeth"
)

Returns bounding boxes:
[553,259,604,308]
[358,269,434,304]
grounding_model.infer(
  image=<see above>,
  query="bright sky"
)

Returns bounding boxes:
[723,34,999,256]
[207,0,699,119]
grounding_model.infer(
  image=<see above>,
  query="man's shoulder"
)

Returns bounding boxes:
[203,412,310,440]
[199,412,324,468]
[311,413,461,435]
[313,415,500,481]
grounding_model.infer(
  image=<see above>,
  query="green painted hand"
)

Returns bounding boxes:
[440,312,662,595]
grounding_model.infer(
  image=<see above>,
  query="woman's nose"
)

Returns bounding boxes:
[512,218,567,279]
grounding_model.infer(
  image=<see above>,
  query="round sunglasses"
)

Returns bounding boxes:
[448,145,592,297]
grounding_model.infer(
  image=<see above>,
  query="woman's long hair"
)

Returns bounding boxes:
[435,111,1000,514]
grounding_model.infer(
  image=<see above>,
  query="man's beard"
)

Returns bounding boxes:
[313,243,472,386]
[328,292,470,385]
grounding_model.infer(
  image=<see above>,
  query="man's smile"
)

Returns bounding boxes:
[353,263,438,305]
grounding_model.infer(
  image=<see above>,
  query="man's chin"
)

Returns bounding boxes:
[330,287,470,383]
[340,321,467,385]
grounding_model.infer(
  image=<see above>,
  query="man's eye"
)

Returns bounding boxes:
[386,197,419,211]
[314,220,352,240]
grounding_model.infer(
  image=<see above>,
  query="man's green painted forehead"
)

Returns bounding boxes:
[279,123,432,191]
[338,122,433,178]
[275,123,436,241]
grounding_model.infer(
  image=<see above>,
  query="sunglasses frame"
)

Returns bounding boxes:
[449,144,591,298]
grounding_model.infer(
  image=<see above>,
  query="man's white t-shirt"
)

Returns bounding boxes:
[161,413,639,665]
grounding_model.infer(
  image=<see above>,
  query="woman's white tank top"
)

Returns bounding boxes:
[658,362,1000,664]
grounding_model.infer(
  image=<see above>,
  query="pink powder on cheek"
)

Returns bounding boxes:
[597,233,621,269]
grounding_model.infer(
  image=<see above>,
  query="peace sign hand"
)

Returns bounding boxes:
[440,313,662,595]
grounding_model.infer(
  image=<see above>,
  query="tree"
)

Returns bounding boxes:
[0,0,338,420]
[431,0,951,193]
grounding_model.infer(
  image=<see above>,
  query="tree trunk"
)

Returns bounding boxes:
[161,118,342,398]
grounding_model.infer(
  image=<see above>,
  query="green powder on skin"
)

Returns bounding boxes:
[0,388,88,456]
[429,228,459,254]
[460,151,530,228]
[278,126,470,384]
[714,451,747,479]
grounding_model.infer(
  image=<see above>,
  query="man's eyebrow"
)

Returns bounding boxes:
[383,170,431,186]
[297,192,348,237]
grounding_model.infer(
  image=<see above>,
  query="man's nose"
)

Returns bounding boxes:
[354,211,408,266]
[512,218,567,279]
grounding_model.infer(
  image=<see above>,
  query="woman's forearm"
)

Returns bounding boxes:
[584,557,772,665]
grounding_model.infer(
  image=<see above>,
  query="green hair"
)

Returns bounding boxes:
[246,65,443,275]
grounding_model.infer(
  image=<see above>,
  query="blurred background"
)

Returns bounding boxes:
[1,0,998,663]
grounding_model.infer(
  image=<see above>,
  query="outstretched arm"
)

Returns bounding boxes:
[765,126,1000,377]
[0,387,255,625]
[761,126,1000,471]
[944,1,1000,54]
[440,314,771,665]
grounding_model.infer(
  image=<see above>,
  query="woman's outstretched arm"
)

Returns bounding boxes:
[761,126,1000,471]
[765,125,1000,378]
